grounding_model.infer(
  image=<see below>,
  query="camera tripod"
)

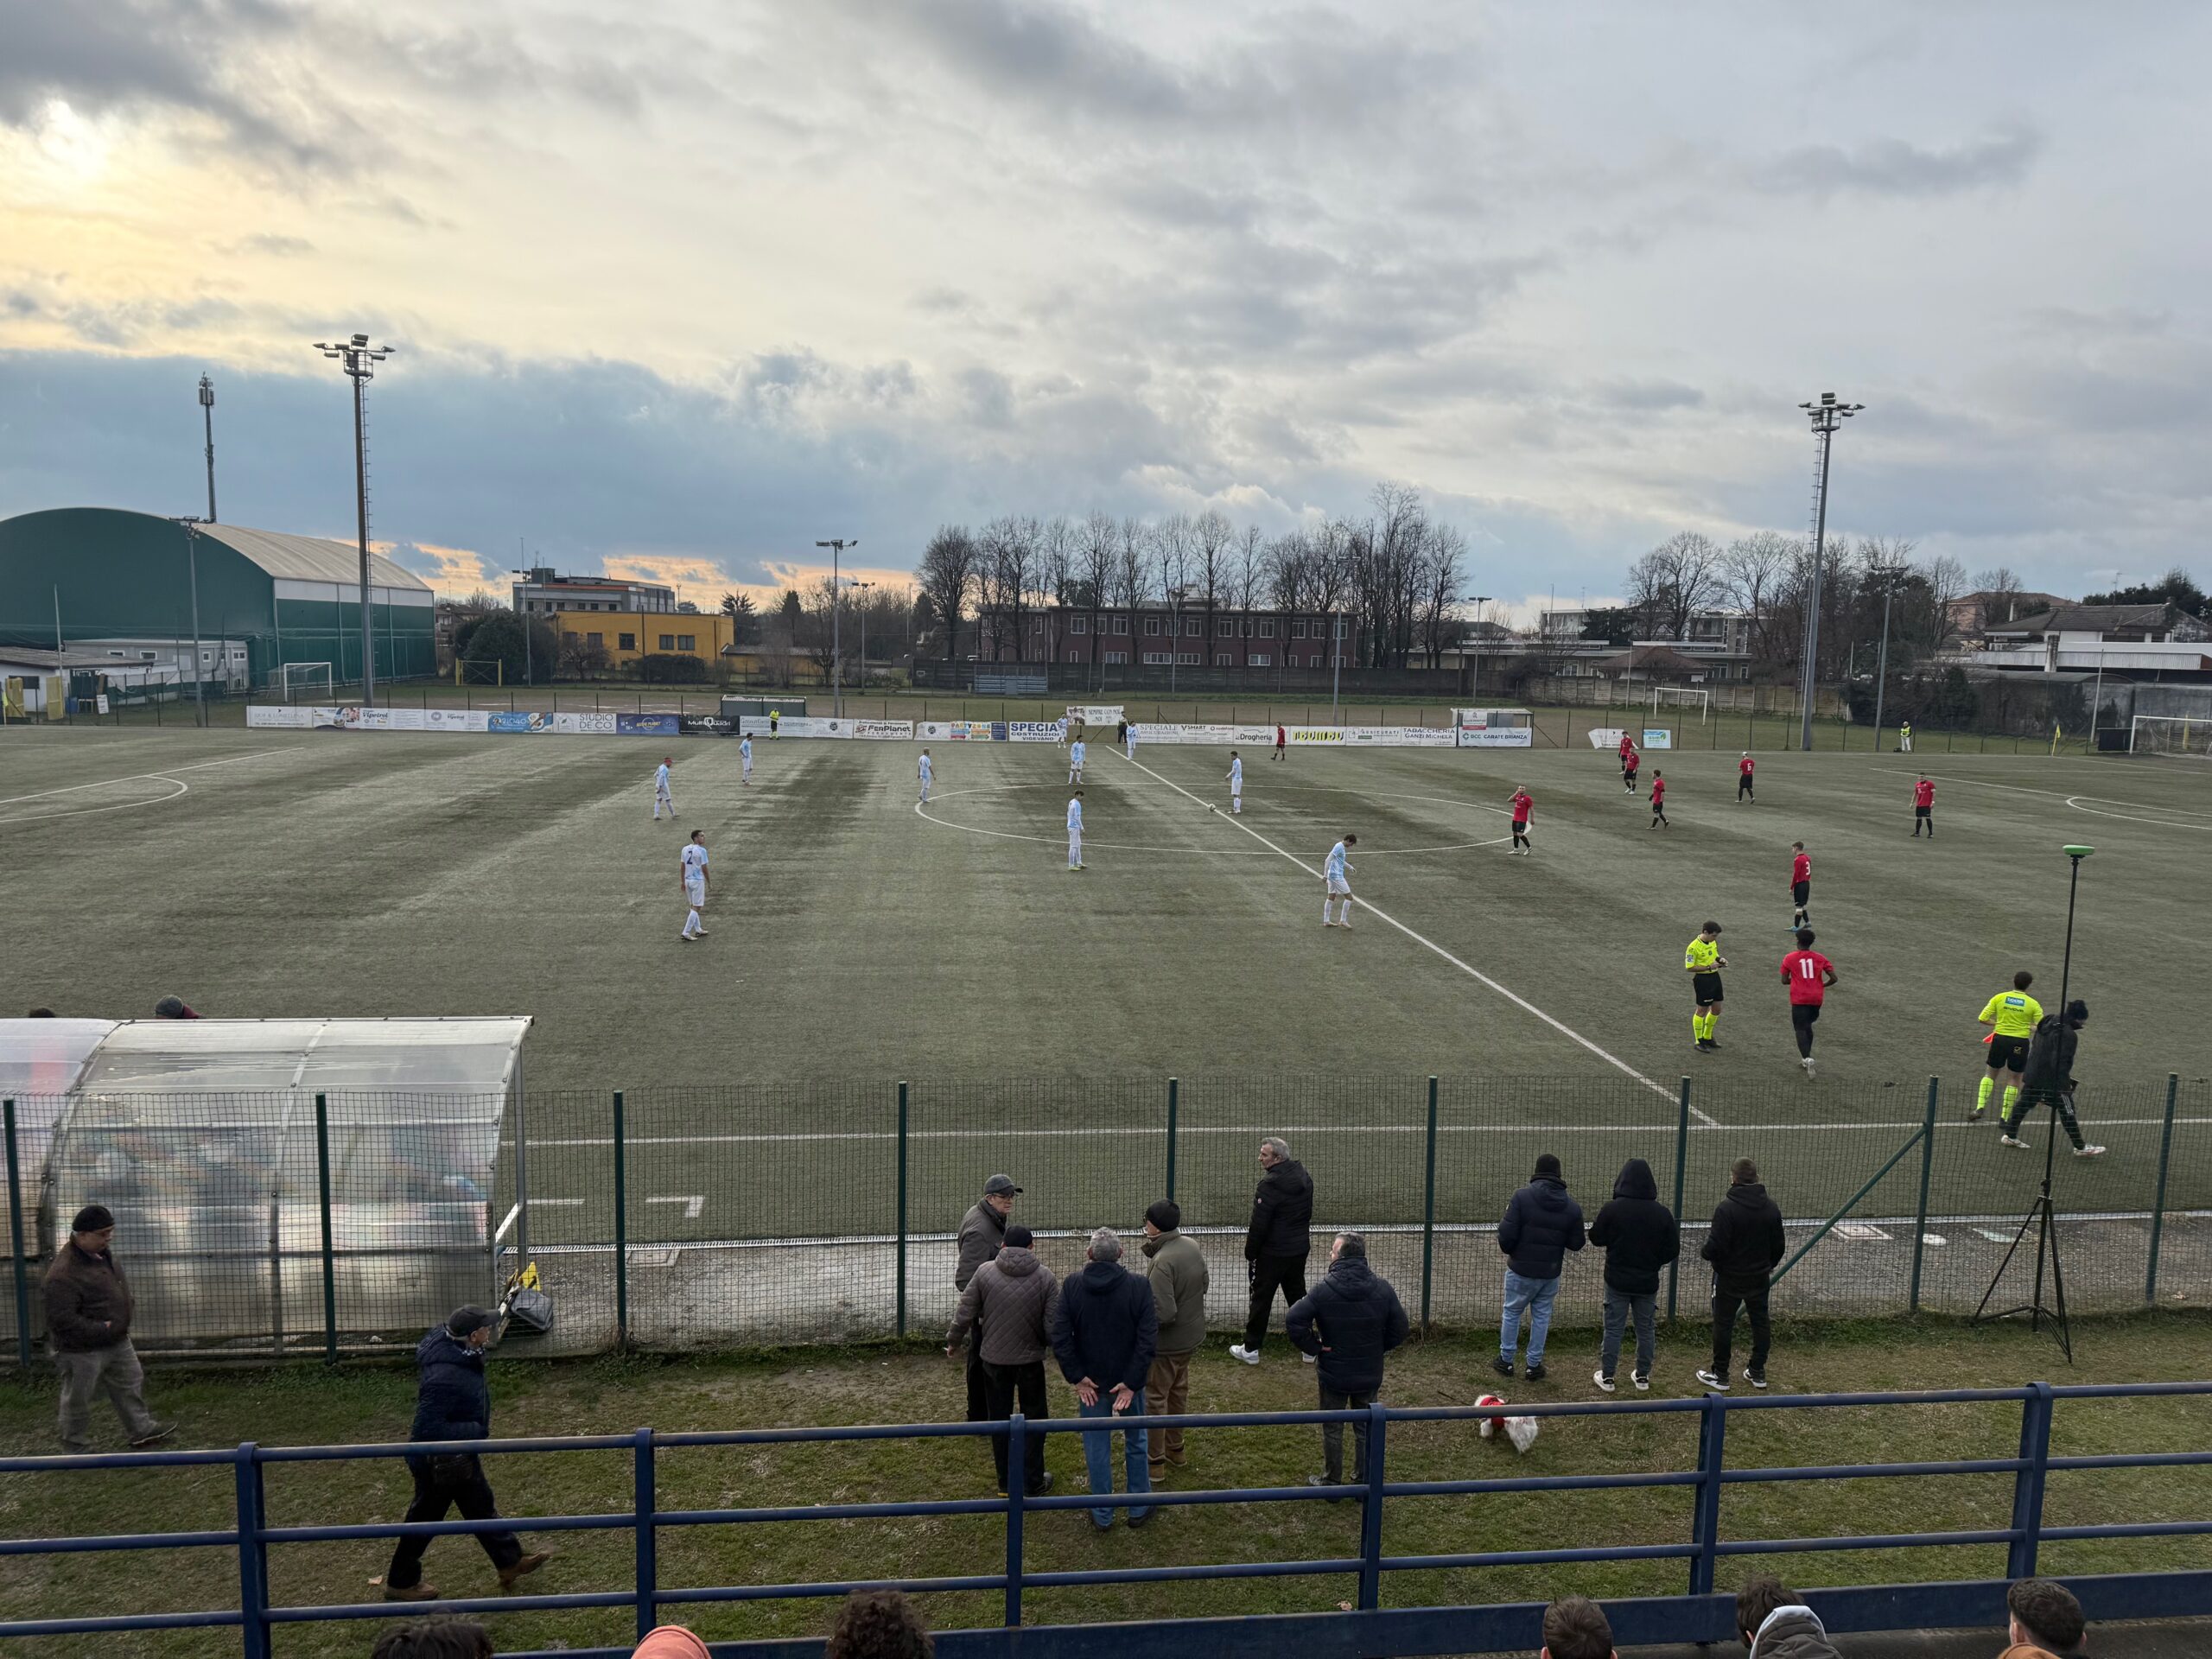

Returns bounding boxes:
[1973,1098,2072,1363]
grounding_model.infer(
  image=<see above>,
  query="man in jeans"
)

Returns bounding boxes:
[1697,1159,1786,1392]
[1051,1227,1159,1529]
[1140,1199,1208,1478]
[1587,1158,1679,1393]
[42,1204,173,1451]
[945,1223,1058,1498]
[1495,1154,1585,1381]
[1287,1232,1408,1493]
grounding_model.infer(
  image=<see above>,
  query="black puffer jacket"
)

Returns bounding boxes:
[1287,1255,1409,1395]
[409,1325,493,1444]
[2021,1015,2081,1092]
[1588,1159,1681,1295]
[1245,1159,1314,1261]
[1497,1177,1586,1280]
[1701,1181,1786,1294]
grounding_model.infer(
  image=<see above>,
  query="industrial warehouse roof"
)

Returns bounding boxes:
[190,522,431,592]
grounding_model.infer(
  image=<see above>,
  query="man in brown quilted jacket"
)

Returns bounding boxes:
[946,1222,1058,1497]
[43,1204,173,1451]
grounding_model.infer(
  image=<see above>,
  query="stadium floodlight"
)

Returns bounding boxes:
[315,334,395,706]
[1866,559,1906,751]
[817,539,856,715]
[197,373,217,524]
[1796,392,1864,752]
[168,516,209,728]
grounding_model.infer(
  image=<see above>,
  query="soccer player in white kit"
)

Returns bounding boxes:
[1323,832,1357,927]
[1066,790,1084,869]
[1125,723,1138,760]
[653,757,676,820]
[1225,751,1243,814]
[740,735,753,784]
[678,830,709,942]
[1068,739,1086,785]
[918,748,934,803]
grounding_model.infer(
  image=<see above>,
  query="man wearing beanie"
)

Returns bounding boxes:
[44,1203,172,1450]
[944,1223,1058,1498]
[1494,1154,1585,1382]
[2002,1000,2105,1159]
[384,1306,552,1600]
[1141,1198,1209,1478]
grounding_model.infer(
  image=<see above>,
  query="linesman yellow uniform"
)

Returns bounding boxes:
[1974,988,2044,1119]
[1686,931,1725,1050]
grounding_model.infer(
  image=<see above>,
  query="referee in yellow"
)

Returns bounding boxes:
[1687,921,1727,1052]
[1973,970,2043,1121]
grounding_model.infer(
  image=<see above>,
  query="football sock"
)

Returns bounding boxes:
[1978,1076,1994,1112]
[2004,1084,2020,1115]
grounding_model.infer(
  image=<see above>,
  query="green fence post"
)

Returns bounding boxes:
[1667,1077,1691,1322]
[4,1100,29,1368]
[1165,1077,1179,1203]
[613,1090,629,1350]
[896,1081,910,1338]
[1420,1077,1439,1332]
[314,1093,337,1365]
[2146,1074,2179,1305]
[1909,1077,1938,1313]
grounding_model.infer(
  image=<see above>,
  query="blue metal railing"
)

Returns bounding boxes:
[3,1381,2209,1657]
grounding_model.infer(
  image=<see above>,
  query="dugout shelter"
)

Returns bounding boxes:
[0,1016,528,1357]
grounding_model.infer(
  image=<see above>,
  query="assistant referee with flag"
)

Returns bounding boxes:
[1686,921,1726,1052]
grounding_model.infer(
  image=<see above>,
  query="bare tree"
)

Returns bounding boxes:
[1078,511,1115,677]
[918,524,978,664]
[1036,515,1072,666]
[1193,509,1233,652]
[1233,524,1268,613]
[1973,565,2025,630]
[1719,531,1799,667]
[1418,522,1465,667]
[1627,531,1726,640]
[1113,517,1150,614]
[1265,530,1312,615]
[1152,514,1197,659]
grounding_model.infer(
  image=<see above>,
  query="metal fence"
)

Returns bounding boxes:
[1,1381,2208,1656]
[9,1073,2205,1362]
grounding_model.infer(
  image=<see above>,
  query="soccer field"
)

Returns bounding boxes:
[3,722,2209,1343]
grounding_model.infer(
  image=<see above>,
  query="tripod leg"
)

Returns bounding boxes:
[2029,1197,2051,1334]
[1974,1204,2044,1324]
[2044,1200,2072,1363]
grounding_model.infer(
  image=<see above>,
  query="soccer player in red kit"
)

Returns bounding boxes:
[1789,841,1810,929]
[1619,733,1639,791]
[1507,786,1534,855]
[1780,927,1838,1077]
[1648,769,1668,829]
[1912,776,1936,836]
[1738,753,1755,802]
[1273,724,1287,760]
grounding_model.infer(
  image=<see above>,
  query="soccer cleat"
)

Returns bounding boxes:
[1743,1369,1768,1390]
[1631,1373,1650,1392]
[2074,1144,2107,1159]
[1705,1039,1724,1051]
[694,930,709,938]
[679,934,695,944]
[2000,1134,2030,1149]
[1969,1104,1987,1122]
[1694,1369,1730,1391]
[1801,1057,1815,1077]
[1592,1370,1617,1393]
[1228,1344,1261,1366]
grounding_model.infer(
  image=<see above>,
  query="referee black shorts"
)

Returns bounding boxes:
[1986,1034,2031,1072]
[1694,973,1725,1007]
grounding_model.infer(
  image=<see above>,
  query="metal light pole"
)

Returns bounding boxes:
[816,539,855,715]
[1869,561,1902,752]
[1331,609,1343,721]
[1796,392,1863,750]
[315,334,394,705]
[171,517,209,728]
[850,580,875,690]
[1471,594,1492,694]
[508,569,536,686]
[198,375,218,524]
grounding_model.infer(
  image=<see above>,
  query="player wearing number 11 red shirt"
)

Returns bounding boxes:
[1780,929,1837,1078]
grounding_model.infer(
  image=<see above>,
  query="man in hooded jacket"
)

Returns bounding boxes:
[1699,1160,1787,1391]
[1587,1158,1679,1391]
[1495,1153,1585,1381]
[1230,1137,1314,1364]
[1287,1232,1408,1490]
[1736,1575,1843,1658]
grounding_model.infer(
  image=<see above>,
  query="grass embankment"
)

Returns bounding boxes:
[2,1315,2208,1656]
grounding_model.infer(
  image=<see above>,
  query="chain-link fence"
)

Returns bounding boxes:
[6,1074,2205,1363]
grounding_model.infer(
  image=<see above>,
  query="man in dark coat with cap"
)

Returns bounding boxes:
[1287,1232,1408,1490]
[43,1203,173,1451]
[384,1306,553,1601]
[955,1173,1021,1424]
[1495,1153,1585,1381]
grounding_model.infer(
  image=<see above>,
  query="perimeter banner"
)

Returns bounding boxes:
[854,720,915,740]
[679,714,738,736]
[617,713,683,736]
[738,715,855,738]
[426,708,493,732]
[553,712,620,734]
[1007,721,1062,742]
[487,711,553,733]
[245,706,310,728]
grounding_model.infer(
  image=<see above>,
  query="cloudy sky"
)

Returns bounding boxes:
[2,0,2206,617]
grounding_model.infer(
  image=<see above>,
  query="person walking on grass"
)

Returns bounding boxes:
[1738,753,1755,803]
[2000,1001,2104,1159]
[1287,1232,1408,1496]
[1051,1228,1158,1531]
[43,1204,173,1452]
[1507,785,1534,855]
[1589,1158,1678,1393]
[1649,768,1669,829]
[1141,1199,1208,1479]
[1495,1154,1585,1381]
[1230,1137,1314,1366]
[1696,1160,1785,1394]
[954,1174,1020,1428]
[1066,789,1085,869]
[1322,832,1358,926]
[384,1306,552,1601]
[1780,927,1835,1078]
[945,1222,1058,1499]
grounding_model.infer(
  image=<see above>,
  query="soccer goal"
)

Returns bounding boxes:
[2130,715,2212,758]
[1653,685,1710,724]
[275,662,334,703]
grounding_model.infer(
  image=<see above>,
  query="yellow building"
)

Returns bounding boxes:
[548,609,734,671]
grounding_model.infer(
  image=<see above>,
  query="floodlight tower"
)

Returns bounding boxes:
[817,538,857,715]
[1796,392,1864,751]
[315,334,395,704]
[198,374,218,523]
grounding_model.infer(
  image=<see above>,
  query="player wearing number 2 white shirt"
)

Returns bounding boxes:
[1226,752,1243,815]
[678,830,709,943]
[1066,791,1085,869]
[1322,833,1358,927]
[1068,740,1086,785]
[653,758,676,819]
[918,749,934,803]
[740,736,753,784]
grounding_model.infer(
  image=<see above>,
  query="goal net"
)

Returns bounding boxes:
[1653,686,1709,724]
[275,662,334,702]
[2130,715,2212,758]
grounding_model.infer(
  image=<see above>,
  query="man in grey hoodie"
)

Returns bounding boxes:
[1587,1158,1679,1393]
[1141,1198,1209,1478]
[1736,1576,1842,1659]
[946,1223,1058,1497]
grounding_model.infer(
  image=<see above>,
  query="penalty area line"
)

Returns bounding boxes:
[1108,746,1712,1122]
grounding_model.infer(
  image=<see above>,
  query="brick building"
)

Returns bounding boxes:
[980,603,1363,671]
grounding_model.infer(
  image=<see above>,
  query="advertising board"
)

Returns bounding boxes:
[488,711,552,733]
[854,720,915,740]
[617,714,682,736]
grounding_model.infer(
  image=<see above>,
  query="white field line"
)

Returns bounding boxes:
[0,776,188,827]
[0,750,283,807]
[1107,745,1717,1124]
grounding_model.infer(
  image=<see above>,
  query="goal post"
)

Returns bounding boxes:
[274,662,334,703]
[2130,715,2212,758]
[1653,685,1710,724]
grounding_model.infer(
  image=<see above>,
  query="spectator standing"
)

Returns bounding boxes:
[1287,1232,1408,1493]
[2005,1579,2085,1655]
[1140,1198,1209,1478]
[1587,1158,1679,1392]
[1697,1160,1786,1392]
[1495,1154,1585,1381]
[2001,1001,2104,1158]
[383,1306,551,1601]
[1050,1227,1158,1529]
[1541,1595,1618,1659]
[1230,1136,1313,1365]
[43,1204,173,1451]
[954,1174,1020,1427]
[372,1619,496,1659]
[1735,1575,1841,1657]
[824,1587,935,1658]
[944,1223,1058,1497]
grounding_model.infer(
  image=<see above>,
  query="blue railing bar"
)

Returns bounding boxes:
[1019,1558,1365,1590]
[2046,1451,2212,1471]
[0,1447,242,1473]
[654,1575,1009,1605]
[2048,1380,2212,1398]
[264,1589,639,1624]
[1020,1483,1352,1514]
[1378,1541,1700,1572]
[256,1433,639,1461]
[260,1512,630,1543]
[652,1420,1008,1447]
[0,1610,245,1637]
[1380,1470,1703,1499]
[655,1408,1373,1444]
[653,1497,1011,1527]
[1383,1386,2043,1421]
[1718,1457,2026,1484]
[2038,1520,2212,1541]
[0,1528,238,1555]
[1717,1528,2020,1556]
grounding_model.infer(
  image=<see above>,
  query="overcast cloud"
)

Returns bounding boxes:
[1,0,2206,613]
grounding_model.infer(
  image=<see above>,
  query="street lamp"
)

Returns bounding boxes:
[816,539,856,715]
[197,374,218,524]
[507,569,537,686]
[1867,560,1905,752]
[315,334,395,705]
[169,516,209,728]
[848,579,875,691]
[1471,594,1492,694]
[1796,392,1863,751]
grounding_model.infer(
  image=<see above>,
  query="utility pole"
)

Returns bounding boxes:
[1869,560,1903,752]
[816,539,855,715]
[198,374,218,523]
[315,334,394,705]
[170,517,209,728]
[850,580,875,691]
[1796,392,1864,751]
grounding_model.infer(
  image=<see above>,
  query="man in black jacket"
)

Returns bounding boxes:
[1588,1158,1679,1392]
[1230,1137,1314,1366]
[385,1306,552,1600]
[1287,1232,1408,1491]
[1495,1153,1585,1382]
[2000,1001,2104,1159]
[1052,1229,1159,1529]
[1697,1160,1787,1392]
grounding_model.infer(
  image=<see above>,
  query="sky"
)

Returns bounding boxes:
[2,0,2208,620]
